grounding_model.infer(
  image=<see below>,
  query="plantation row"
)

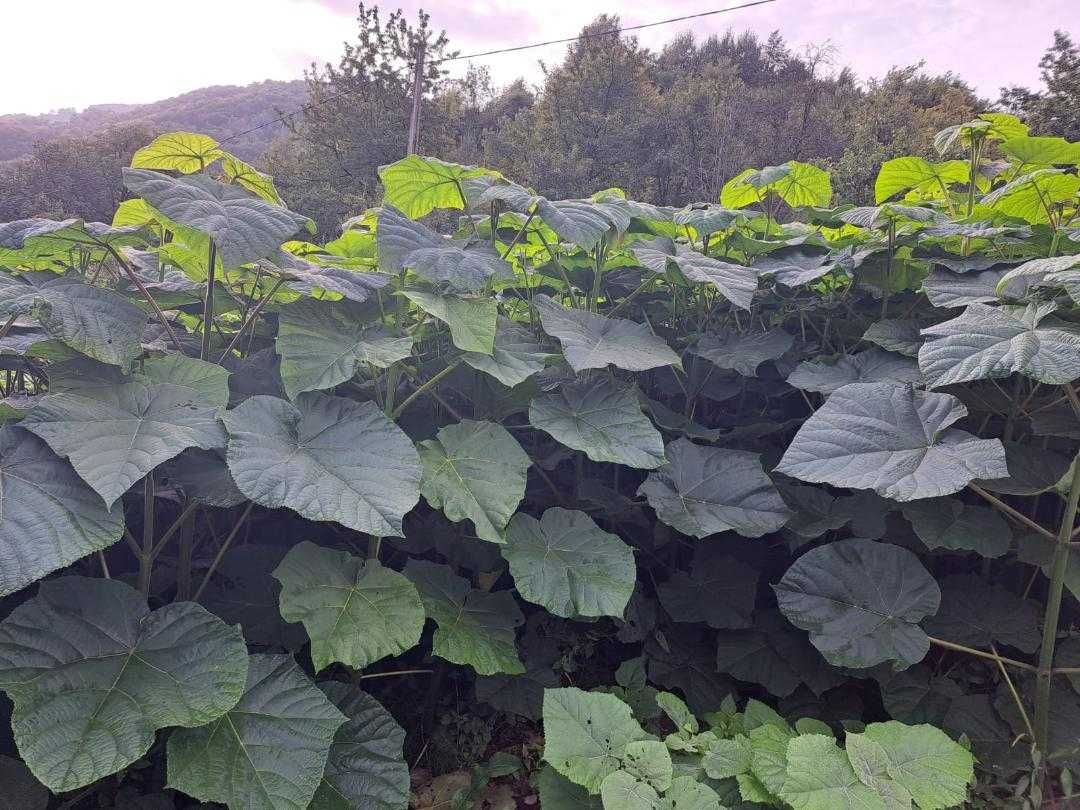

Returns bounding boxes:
[0,115,1078,809]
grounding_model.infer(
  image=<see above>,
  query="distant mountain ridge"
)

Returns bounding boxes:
[0,80,308,162]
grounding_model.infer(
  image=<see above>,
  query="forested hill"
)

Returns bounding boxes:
[0,80,306,162]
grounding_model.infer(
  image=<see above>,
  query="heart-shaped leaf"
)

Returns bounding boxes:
[277,299,414,399]
[775,539,941,668]
[123,168,310,268]
[638,438,791,538]
[919,302,1080,387]
[503,507,636,619]
[418,419,530,543]
[223,393,420,536]
[776,382,1007,501]
[786,349,921,394]
[311,683,410,810]
[23,377,226,508]
[692,329,794,376]
[0,577,248,792]
[167,654,345,810]
[404,560,524,675]
[460,318,549,387]
[0,426,124,596]
[0,272,145,368]
[535,294,680,372]
[542,687,650,792]
[529,376,665,469]
[274,542,425,672]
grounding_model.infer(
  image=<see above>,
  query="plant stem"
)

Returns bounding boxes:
[200,240,218,360]
[176,503,196,600]
[217,276,285,362]
[358,668,432,680]
[192,501,255,601]
[105,245,185,352]
[992,642,1034,743]
[1034,444,1080,752]
[138,473,156,596]
[928,636,1037,672]
[391,358,462,418]
[968,484,1056,541]
[368,536,382,560]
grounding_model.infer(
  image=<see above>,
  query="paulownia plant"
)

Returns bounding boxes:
[0,116,1077,809]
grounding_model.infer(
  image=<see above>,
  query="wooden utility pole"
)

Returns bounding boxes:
[406,40,426,155]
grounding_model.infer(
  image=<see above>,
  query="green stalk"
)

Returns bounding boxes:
[200,239,218,360]
[138,473,156,596]
[391,358,462,419]
[1033,442,1080,752]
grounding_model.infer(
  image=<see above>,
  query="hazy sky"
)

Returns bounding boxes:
[2,0,1076,115]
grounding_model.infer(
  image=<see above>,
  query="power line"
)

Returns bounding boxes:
[218,0,778,146]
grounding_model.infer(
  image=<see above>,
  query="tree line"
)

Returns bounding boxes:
[1,5,1076,235]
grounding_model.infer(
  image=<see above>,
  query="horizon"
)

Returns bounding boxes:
[2,1,1076,116]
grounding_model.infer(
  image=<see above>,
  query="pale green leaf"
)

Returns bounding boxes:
[0,577,248,792]
[273,542,425,672]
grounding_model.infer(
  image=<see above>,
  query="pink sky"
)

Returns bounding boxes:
[2,0,1077,115]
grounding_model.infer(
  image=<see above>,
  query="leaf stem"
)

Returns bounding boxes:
[200,239,218,360]
[391,358,462,419]
[927,636,1037,672]
[192,501,256,602]
[968,484,1056,541]
[217,275,286,362]
[105,245,185,352]
[1034,434,1080,753]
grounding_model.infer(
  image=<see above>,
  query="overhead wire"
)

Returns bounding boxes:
[216,0,778,146]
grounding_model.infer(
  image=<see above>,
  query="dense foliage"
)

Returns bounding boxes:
[0,114,1079,810]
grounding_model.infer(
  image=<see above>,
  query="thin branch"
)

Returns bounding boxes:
[217,276,286,362]
[968,484,1056,541]
[391,358,463,419]
[928,636,1037,672]
[992,643,1034,743]
[192,501,256,601]
[106,245,185,352]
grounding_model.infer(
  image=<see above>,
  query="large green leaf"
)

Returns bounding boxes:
[848,722,974,810]
[418,419,530,543]
[786,349,921,394]
[277,299,414,399]
[535,198,620,250]
[600,771,659,809]
[722,162,832,208]
[223,393,420,537]
[402,290,498,354]
[130,132,226,173]
[0,272,145,367]
[863,319,922,358]
[1001,135,1080,167]
[634,237,759,310]
[274,251,390,302]
[919,303,1080,387]
[311,683,410,810]
[404,560,524,675]
[779,734,883,810]
[460,318,550,387]
[0,426,124,596]
[376,205,512,290]
[542,687,650,792]
[273,542,425,672]
[874,157,968,203]
[378,156,498,220]
[529,376,665,469]
[535,294,680,372]
[776,382,1008,501]
[657,544,757,629]
[638,438,791,538]
[900,498,1011,557]
[536,765,604,809]
[775,539,940,668]
[0,577,248,792]
[23,377,226,508]
[982,168,1080,223]
[503,507,635,619]
[167,654,345,810]
[692,329,793,376]
[122,168,310,268]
